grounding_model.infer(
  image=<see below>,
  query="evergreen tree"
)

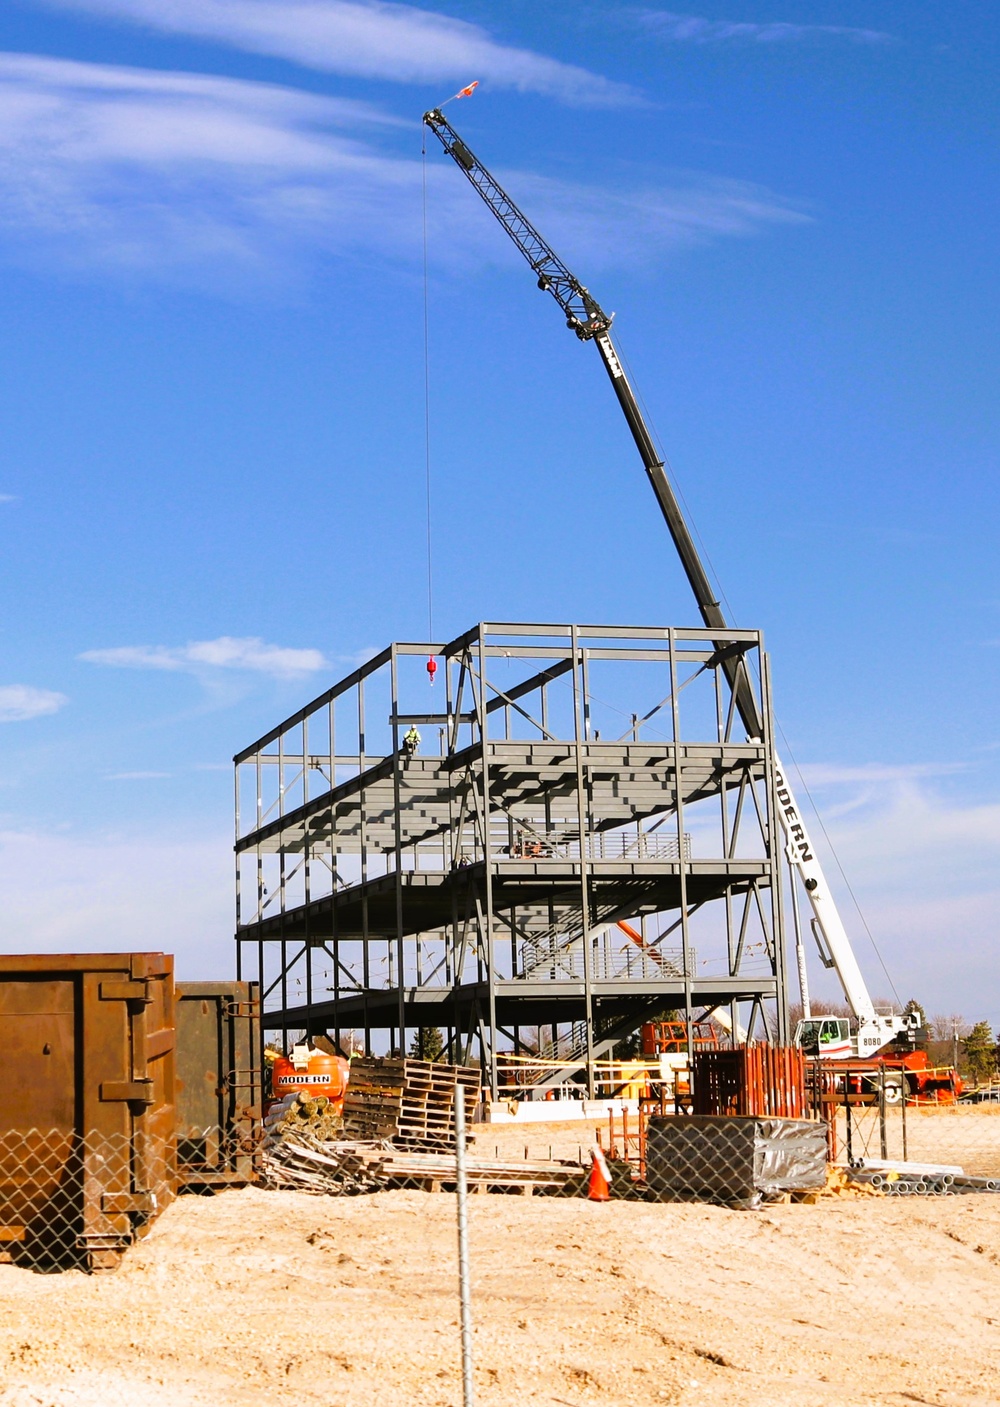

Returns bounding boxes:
[612,1030,642,1059]
[963,1021,996,1084]
[903,998,927,1030]
[902,999,929,1047]
[409,1027,444,1061]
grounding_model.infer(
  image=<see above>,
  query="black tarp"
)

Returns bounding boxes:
[645,1115,827,1207]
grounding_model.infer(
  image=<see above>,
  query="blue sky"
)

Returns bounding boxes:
[0,1,996,1024]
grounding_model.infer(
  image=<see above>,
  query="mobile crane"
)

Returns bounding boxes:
[423,106,920,1062]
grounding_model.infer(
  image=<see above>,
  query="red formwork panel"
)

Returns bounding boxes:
[692,1044,808,1120]
[0,953,176,1271]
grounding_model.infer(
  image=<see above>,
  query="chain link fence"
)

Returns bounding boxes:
[0,1120,264,1273]
[0,1129,176,1272]
[257,1096,1000,1207]
[4,1079,1000,1278]
[827,1101,1000,1189]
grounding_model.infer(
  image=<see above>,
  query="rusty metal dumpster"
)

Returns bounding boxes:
[175,980,261,1187]
[0,953,176,1270]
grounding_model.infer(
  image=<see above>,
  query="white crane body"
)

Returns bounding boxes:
[771,764,918,1055]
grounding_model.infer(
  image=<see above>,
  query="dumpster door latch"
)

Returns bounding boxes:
[99,1079,155,1104]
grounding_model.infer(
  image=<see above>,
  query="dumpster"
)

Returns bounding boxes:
[0,952,176,1270]
[175,980,261,1187]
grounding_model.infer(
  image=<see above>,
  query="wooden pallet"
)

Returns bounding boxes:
[342,1058,479,1148]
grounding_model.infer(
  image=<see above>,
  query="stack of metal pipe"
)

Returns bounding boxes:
[847,1163,1000,1196]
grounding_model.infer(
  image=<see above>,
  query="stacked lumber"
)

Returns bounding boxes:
[261,1135,391,1195]
[341,1057,479,1148]
[264,1092,343,1145]
[375,1147,586,1195]
[261,1132,585,1197]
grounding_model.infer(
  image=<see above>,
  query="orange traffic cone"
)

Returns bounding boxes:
[587,1146,611,1202]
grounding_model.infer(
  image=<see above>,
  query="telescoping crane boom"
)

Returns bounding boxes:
[423,106,917,1059]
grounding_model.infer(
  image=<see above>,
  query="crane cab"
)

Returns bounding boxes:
[794,1016,853,1059]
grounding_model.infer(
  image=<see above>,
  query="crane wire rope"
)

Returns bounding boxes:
[772,723,903,1007]
[421,127,434,640]
[614,330,903,1008]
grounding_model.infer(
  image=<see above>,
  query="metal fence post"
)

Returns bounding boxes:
[879,1066,888,1161]
[455,1084,474,1407]
[844,1077,853,1166]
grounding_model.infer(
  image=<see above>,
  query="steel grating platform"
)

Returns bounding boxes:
[234,622,791,1095]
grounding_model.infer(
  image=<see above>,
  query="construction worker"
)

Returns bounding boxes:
[402,724,421,757]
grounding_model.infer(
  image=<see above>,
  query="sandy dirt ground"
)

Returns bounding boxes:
[2,1121,1000,1407]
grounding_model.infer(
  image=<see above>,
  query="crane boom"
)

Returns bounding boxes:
[424,109,731,660]
[423,107,915,1055]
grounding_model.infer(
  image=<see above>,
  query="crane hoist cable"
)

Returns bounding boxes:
[421,126,434,643]
[418,80,478,663]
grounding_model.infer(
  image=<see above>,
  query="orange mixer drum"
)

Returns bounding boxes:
[270,1051,349,1110]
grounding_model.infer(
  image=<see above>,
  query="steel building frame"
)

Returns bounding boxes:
[235,621,789,1096]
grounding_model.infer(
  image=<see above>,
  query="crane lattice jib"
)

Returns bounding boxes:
[423,110,611,340]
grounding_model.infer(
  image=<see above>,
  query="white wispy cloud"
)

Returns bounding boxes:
[106,770,172,780]
[80,635,328,677]
[0,684,68,722]
[0,493,17,503]
[0,52,805,284]
[788,767,1000,1020]
[790,760,967,821]
[798,761,965,787]
[640,12,892,45]
[0,52,421,283]
[42,0,633,106]
[508,167,806,272]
